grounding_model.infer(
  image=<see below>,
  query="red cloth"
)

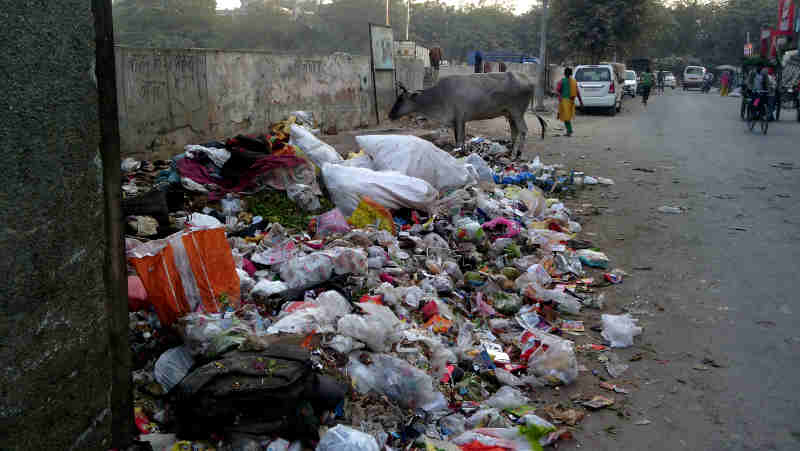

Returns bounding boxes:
[127,275,148,312]
[177,153,306,200]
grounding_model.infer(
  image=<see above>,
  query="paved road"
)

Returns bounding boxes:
[504,89,800,450]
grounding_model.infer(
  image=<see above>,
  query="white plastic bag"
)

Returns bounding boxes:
[325,335,365,354]
[289,123,342,168]
[322,163,439,216]
[340,154,375,170]
[316,425,379,451]
[280,247,367,290]
[287,183,321,211]
[356,135,471,191]
[601,314,642,348]
[251,280,288,299]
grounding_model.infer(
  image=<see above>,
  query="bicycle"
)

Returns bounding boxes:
[747,93,769,134]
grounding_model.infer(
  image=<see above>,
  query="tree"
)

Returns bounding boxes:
[551,0,655,63]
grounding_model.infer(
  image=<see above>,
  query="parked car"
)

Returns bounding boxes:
[683,66,706,90]
[575,64,623,116]
[623,70,638,97]
[664,73,677,89]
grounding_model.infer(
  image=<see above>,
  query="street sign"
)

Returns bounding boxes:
[744,42,753,56]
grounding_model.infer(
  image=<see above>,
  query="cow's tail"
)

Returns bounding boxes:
[536,114,547,139]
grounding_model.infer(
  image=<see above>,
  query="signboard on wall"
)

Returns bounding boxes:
[370,24,395,70]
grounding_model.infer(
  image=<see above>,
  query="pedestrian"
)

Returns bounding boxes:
[720,71,730,96]
[640,67,654,106]
[474,50,483,73]
[499,61,507,72]
[557,67,582,137]
[657,70,665,95]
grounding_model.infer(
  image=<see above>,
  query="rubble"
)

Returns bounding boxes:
[123,116,638,450]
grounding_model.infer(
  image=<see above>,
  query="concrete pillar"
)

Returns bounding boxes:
[0,1,123,449]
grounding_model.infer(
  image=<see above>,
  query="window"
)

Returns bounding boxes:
[576,68,611,82]
[686,67,704,75]
[625,71,636,80]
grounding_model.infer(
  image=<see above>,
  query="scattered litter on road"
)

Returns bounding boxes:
[657,206,683,214]
[121,116,637,449]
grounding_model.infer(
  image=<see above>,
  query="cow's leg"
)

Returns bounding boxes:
[506,113,519,155]
[511,111,528,160]
[454,118,466,149]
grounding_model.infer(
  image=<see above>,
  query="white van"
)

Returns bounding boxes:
[683,66,706,90]
[574,64,623,115]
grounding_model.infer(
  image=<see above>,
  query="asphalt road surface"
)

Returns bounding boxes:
[499,89,800,450]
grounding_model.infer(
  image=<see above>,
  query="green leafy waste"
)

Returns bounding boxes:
[249,189,334,232]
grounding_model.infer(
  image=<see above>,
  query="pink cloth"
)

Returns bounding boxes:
[177,154,307,200]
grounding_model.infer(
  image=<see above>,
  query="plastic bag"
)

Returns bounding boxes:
[314,208,351,238]
[289,123,343,169]
[250,240,300,266]
[340,153,376,170]
[251,280,288,299]
[316,425,379,451]
[576,249,609,268]
[494,368,526,387]
[322,163,439,216]
[185,144,231,168]
[601,314,642,348]
[348,196,396,233]
[346,352,448,412]
[524,331,578,385]
[465,408,512,429]
[129,228,240,326]
[280,247,366,290]
[508,186,546,218]
[482,217,521,240]
[356,135,471,191]
[287,183,320,211]
[154,346,195,393]
[486,386,529,410]
[325,335,365,354]
[465,153,495,185]
[337,303,403,352]
[221,193,242,217]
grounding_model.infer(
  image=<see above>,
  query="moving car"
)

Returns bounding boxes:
[664,72,677,88]
[574,64,623,116]
[623,70,638,97]
[683,66,706,90]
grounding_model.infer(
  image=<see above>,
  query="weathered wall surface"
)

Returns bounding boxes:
[396,58,425,91]
[117,47,383,159]
[0,1,110,450]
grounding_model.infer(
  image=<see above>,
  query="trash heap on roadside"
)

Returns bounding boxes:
[123,112,643,451]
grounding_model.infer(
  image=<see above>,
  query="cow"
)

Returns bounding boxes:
[388,72,547,159]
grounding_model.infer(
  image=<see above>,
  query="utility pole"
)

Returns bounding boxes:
[534,0,549,111]
[406,0,410,40]
[386,0,390,25]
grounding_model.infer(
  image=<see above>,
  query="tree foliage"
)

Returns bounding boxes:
[113,0,791,68]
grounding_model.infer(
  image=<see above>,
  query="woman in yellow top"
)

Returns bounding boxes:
[558,67,582,137]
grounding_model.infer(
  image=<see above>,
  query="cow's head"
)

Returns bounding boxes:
[388,83,419,120]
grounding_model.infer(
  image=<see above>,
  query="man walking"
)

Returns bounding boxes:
[557,67,582,137]
[640,67,654,106]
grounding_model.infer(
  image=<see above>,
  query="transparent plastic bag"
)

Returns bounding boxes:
[314,208,351,238]
[601,314,642,348]
[465,408,512,429]
[287,183,321,211]
[525,333,578,385]
[346,352,447,412]
[337,303,403,352]
[316,425,379,451]
[486,386,529,410]
[465,153,495,185]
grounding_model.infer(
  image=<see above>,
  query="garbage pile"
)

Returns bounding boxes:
[124,113,642,451]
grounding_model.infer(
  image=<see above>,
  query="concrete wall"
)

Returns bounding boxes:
[117,47,380,159]
[396,58,425,91]
[0,1,111,450]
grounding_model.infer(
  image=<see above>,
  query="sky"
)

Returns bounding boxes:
[217,0,539,15]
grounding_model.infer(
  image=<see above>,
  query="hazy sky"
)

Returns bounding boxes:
[217,0,539,15]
